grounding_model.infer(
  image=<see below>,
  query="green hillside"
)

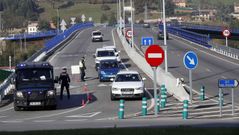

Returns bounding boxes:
[38,1,117,23]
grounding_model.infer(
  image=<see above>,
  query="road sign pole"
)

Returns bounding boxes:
[232,88,234,115]
[189,69,192,102]
[226,37,228,47]
[153,67,158,116]
[219,88,222,117]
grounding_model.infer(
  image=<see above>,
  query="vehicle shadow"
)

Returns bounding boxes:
[56,93,97,110]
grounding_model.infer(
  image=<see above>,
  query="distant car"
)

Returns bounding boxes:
[157,30,169,40]
[94,48,119,70]
[92,31,103,42]
[110,70,146,100]
[143,23,150,28]
[98,59,120,82]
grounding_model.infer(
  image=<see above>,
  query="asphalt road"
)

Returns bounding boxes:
[0,25,239,131]
[0,26,155,131]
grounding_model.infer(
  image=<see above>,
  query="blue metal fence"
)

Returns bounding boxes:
[44,22,94,53]
[3,30,58,40]
[160,25,212,48]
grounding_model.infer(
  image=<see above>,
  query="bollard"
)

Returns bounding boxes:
[118,99,125,119]
[142,97,147,116]
[160,85,167,108]
[156,95,160,112]
[200,86,205,101]
[182,100,189,120]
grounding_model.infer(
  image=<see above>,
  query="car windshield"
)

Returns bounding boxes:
[115,74,141,82]
[97,50,115,57]
[93,32,101,35]
[17,68,53,82]
[100,61,118,69]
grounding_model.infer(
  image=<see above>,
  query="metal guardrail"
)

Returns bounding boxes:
[169,22,239,34]
[209,41,239,60]
[0,22,94,104]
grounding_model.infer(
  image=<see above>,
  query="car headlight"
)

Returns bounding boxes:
[47,90,55,96]
[16,91,23,98]
[112,87,119,91]
[100,71,106,75]
[135,87,143,91]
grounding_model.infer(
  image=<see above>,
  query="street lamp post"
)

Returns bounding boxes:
[162,0,168,73]
[57,8,59,35]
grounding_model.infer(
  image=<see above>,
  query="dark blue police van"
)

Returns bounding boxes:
[12,62,57,111]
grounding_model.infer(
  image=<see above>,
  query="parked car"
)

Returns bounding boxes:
[110,70,146,100]
[157,29,169,40]
[94,48,119,70]
[92,30,103,42]
[98,59,120,82]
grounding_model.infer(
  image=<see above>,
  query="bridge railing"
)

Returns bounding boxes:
[3,30,58,40]
[161,25,211,48]
[44,22,94,53]
[0,22,94,104]
[170,22,239,34]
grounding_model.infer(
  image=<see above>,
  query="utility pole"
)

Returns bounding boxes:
[130,0,134,49]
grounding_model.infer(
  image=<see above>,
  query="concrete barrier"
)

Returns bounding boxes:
[116,28,189,102]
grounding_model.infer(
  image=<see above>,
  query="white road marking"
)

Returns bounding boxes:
[1,120,23,123]
[64,119,87,122]
[66,112,101,118]
[206,68,211,72]
[148,53,162,58]
[33,120,55,123]
[221,76,227,79]
[0,107,14,113]
[0,116,7,118]
[98,83,107,87]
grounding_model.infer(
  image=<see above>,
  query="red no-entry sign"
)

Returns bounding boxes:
[222,29,231,37]
[125,29,132,38]
[145,45,165,67]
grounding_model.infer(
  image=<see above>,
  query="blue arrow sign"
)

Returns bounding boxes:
[183,51,198,70]
[141,37,154,46]
[218,79,238,88]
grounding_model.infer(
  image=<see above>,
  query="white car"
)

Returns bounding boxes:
[110,70,146,100]
[102,45,121,59]
[92,31,103,42]
[94,48,119,70]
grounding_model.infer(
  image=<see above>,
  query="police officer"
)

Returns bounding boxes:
[79,57,86,82]
[59,67,71,100]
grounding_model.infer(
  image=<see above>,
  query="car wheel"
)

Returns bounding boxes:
[111,94,115,101]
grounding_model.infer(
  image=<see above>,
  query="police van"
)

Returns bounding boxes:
[12,62,58,111]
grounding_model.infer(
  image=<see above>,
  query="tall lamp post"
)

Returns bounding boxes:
[162,0,168,73]
[56,7,60,35]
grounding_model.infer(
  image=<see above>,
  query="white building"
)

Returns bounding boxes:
[27,22,38,33]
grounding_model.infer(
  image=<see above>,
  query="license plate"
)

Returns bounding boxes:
[29,102,41,106]
[122,91,133,95]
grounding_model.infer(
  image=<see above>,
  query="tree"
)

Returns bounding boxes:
[165,0,175,16]
[38,20,50,31]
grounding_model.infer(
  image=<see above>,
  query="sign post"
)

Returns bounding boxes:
[222,29,231,48]
[145,45,165,116]
[218,79,238,116]
[183,51,198,103]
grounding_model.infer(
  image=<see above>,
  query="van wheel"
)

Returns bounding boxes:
[14,104,21,111]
